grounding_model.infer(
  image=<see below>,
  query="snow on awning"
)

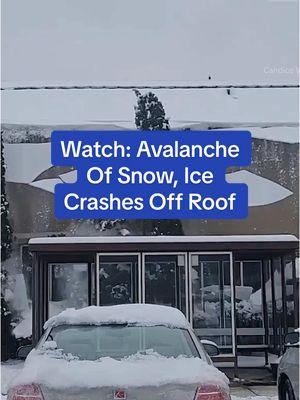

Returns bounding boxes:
[29,234,298,245]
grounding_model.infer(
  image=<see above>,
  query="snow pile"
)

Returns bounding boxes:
[232,397,277,400]
[1,360,24,397]
[11,350,229,390]
[44,304,189,330]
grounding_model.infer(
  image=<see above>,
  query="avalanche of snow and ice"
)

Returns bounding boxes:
[10,349,229,390]
[11,274,30,314]
[13,310,32,339]
[44,304,190,330]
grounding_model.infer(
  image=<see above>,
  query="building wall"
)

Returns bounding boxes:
[183,137,299,236]
[4,131,299,239]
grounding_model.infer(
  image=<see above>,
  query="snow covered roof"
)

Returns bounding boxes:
[2,89,299,134]
[44,304,189,330]
[30,234,298,246]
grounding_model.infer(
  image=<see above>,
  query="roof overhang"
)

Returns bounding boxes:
[29,234,299,253]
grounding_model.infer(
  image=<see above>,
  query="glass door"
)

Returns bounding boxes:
[142,253,188,317]
[97,254,140,306]
[272,257,284,353]
[263,259,274,350]
[235,261,264,346]
[284,256,297,333]
[48,263,89,317]
[189,253,235,354]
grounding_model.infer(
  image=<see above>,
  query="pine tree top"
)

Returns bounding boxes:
[134,90,170,131]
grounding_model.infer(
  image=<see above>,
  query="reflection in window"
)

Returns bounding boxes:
[273,258,283,312]
[273,257,283,351]
[222,261,232,329]
[21,245,33,301]
[264,260,274,347]
[284,258,295,331]
[145,254,186,315]
[235,261,263,345]
[191,255,232,347]
[296,258,299,327]
[49,263,89,317]
[98,255,138,306]
[192,261,221,329]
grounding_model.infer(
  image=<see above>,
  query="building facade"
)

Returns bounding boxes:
[1,88,299,363]
[29,235,298,363]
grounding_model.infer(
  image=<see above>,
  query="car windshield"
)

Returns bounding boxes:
[45,324,199,360]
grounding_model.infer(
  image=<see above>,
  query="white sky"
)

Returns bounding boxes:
[1,0,299,86]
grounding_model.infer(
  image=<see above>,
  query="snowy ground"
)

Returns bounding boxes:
[1,360,24,399]
[1,360,278,400]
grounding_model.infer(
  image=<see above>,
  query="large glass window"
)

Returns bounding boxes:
[284,257,295,332]
[98,254,138,305]
[264,259,274,348]
[273,258,283,312]
[48,263,89,317]
[144,254,187,316]
[21,245,33,301]
[273,257,284,352]
[191,254,232,348]
[296,258,299,327]
[235,261,264,345]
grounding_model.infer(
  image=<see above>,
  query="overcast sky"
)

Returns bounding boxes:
[1,0,299,86]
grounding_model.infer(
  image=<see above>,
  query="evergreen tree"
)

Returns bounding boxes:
[1,132,15,360]
[134,90,170,131]
[1,132,13,261]
[133,91,183,236]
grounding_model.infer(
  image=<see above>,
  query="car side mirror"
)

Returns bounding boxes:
[200,339,220,356]
[16,344,33,360]
[284,331,299,348]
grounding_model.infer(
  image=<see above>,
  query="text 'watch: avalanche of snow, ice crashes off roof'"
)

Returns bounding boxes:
[51,130,252,220]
